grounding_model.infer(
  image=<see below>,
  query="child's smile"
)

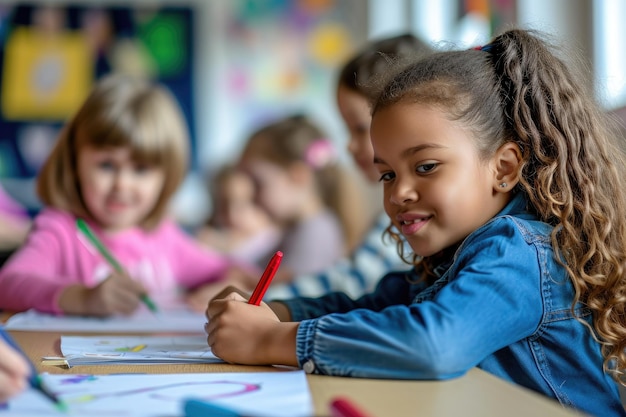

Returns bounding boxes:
[397,212,432,236]
[371,103,510,257]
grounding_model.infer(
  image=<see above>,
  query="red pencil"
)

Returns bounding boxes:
[248,251,283,305]
[330,397,373,417]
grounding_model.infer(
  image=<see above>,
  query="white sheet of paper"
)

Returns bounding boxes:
[2,371,313,417]
[4,302,206,333]
[59,335,223,366]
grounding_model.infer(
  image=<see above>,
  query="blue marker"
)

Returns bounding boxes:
[184,398,242,417]
[0,326,68,412]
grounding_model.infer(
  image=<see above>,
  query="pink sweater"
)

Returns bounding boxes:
[0,208,230,314]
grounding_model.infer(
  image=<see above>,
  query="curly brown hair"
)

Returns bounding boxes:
[372,28,626,383]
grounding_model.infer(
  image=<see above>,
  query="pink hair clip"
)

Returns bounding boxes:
[305,139,337,169]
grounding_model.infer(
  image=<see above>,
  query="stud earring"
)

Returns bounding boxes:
[499,182,507,188]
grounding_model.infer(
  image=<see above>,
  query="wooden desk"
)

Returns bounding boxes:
[10,330,581,417]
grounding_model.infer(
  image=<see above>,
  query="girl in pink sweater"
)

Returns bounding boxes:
[0,75,231,317]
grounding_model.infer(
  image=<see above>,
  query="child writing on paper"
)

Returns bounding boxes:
[266,33,432,299]
[0,74,232,317]
[0,338,29,402]
[205,29,626,417]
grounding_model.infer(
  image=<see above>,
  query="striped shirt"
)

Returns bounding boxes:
[265,212,410,299]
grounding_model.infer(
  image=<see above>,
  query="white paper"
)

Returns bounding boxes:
[59,335,223,366]
[4,302,206,333]
[2,371,313,417]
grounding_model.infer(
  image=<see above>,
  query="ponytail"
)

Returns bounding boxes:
[487,29,626,382]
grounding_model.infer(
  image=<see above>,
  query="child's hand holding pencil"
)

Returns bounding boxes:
[58,270,149,317]
[204,251,299,366]
[0,327,67,411]
[76,219,159,314]
[56,219,159,317]
[205,290,290,364]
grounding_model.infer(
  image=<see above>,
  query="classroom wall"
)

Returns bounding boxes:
[186,0,626,228]
[0,0,619,228]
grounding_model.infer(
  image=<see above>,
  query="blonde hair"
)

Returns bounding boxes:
[239,114,361,251]
[372,28,626,383]
[37,74,189,230]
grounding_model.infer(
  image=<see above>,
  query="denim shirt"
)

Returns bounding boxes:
[281,193,624,417]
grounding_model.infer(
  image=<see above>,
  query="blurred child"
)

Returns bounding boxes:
[266,33,433,299]
[240,114,358,279]
[0,74,232,317]
[196,164,282,266]
[206,29,626,417]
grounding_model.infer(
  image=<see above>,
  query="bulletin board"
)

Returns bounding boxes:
[203,0,366,173]
[0,4,195,182]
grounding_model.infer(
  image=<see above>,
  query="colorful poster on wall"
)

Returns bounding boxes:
[0,4,194,214]
[2,26,92,120]
[454,0,517,46]
[204,0,367,170]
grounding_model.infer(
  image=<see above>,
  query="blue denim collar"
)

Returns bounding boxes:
[420,192,530,284]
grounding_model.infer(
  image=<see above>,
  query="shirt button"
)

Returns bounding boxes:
[303,359,316,374]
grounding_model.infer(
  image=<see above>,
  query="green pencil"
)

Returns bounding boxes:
[76,218,159,313]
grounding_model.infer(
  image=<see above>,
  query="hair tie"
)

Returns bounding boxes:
[304,139,336,169]
[472,44,492,52]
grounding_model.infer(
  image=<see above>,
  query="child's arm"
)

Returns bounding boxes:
[205,224,543,376]
[205,291,299,366]
[272,270,418,321]
[203,271,416,366]
[283,223,543,379]
[0,209,148,316]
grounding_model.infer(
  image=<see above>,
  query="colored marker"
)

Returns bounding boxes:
[248,251,283,306]
[0,327,68,412]
[114,344,147,353]
[76,218,159,313]
[330,397,373,417]
[184,398,241,417]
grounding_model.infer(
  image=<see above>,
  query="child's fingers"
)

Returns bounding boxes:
[225,291,247,302]
[104,272,149,308]
[109,271,147,295]
[205,298,227,321]
[0,372,27,402]
[0,339,30,379]
[0,340,29,401]
[112,290,143,315]
[89,275,144,316]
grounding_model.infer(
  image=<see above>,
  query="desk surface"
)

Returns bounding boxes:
[10,330,581,417]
